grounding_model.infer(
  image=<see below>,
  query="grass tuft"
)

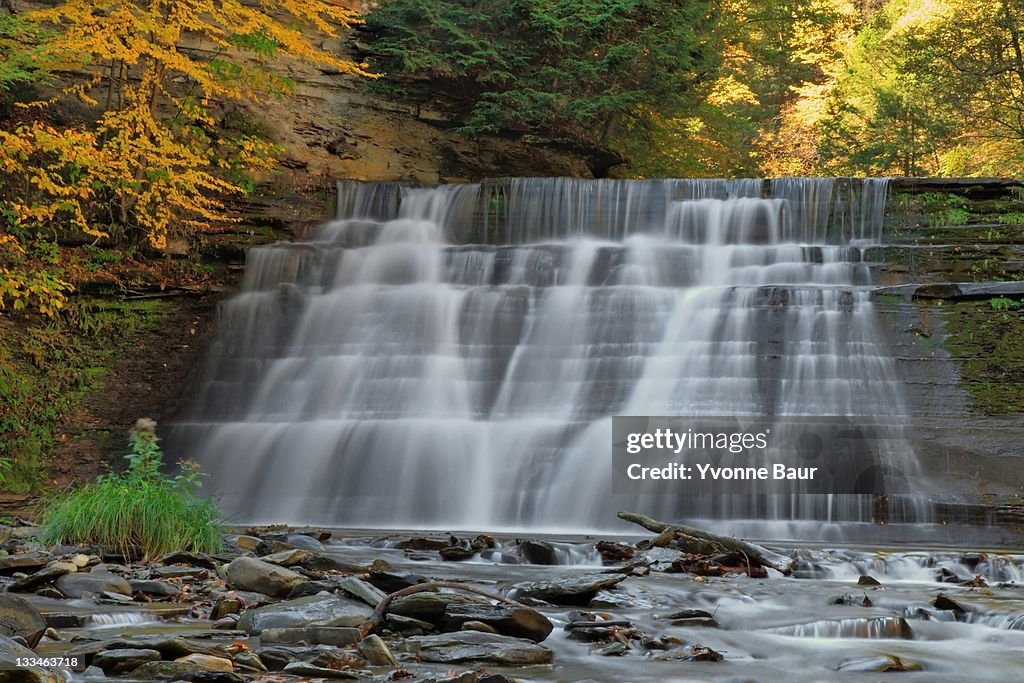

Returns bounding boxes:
[40,423,221,560]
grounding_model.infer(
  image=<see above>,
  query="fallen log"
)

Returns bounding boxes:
[618,511,793,575]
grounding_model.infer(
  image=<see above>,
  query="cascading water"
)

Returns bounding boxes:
[174,177,923,533]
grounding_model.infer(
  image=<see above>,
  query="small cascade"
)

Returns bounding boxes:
[174,177,922,532]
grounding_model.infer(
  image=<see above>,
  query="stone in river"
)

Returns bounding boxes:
[225,556,307,598]
[259,626,361,647]
[0,594,47,647]
[0,552,49,573]
[8,561,77,592]
[357,634,398,666]
[658,608,720,628]
[93,648,162,675]
[367,568,426,593]
[933,594,967,617]
[389,591,491,626]
[506,572,629,605]
[857,575,882,586]
[159,551,218,569]
[404,631,553,666]
[175,653,234,672]
[129,579,181,597]
[130,660,203,679]
[443,604,553,642]
[259,548,315,567]
[237,593,372,634]
[337,576,387,607]
[210,597,243,620]
[56,569,132,598]
[518,540,558,565]
[837,655,923,672]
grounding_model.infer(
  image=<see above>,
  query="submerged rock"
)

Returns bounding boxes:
[404,631,553,666]
[225,556,307,598]
[237,593,372,633]
[837,655,923,672]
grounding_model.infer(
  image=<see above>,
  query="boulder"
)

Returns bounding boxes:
[130,661,202,679]
[357,634,398,665]
[443,604,553,642]
[175,653,234,672]
[0,635,65,682]
[237,593,372,634]
[56,570,132,598]
[225,557,307,598]
[389,592,490,626]
[0,594,47,646]
[93,648,162,675]
[506,573,628,605]
[404,631,553,666]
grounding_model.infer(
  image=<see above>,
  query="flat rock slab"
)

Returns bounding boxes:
[226,556,307,598]
[389,592,491,625]
[506,573,629,605]
[259,626,361,647]
[404,631,553,666]
[238,593,372,634]
[444,604,553,642]
[57,571,132,598]
[875,281,1024,300]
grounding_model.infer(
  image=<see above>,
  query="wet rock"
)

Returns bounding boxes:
[287,579,342,599]
[462,620,499,634]
[595,541,635,563]
[0,635,65,682]
[0,594,47,646]
[129,579,181,597]
[213,617,239,630]
[837,655,923,672]
[93,648,162,675]
[654,644,724,662]
[337,576,387,607]
[857,575,882,586]
[439,546,476,561]
[225,557,308,598]
[256,644,363,671]
[659,608,719,628]
[385,613,436,636]
[237,593,372,633]
[518,540,558,565]
[68,554,92,569]
[367,569,425,593]
[358,634,398,665]
[960,552,988,570]
[56,569,132,598]
[639,634,685,650]
[506,572,629,605]
[443,604,553,642]
[259,548,315,567]
[0,552,49,573]
[389,592,491,625]
[228,535,261,552]
[962,575,989,588]
[395,537,448,551]
[404,631,553,666]
[299,553,366,573]
[282,661,362,679]
[231,650,266,672]
[160,550,218,569]
[118,636,230,659]
[175,653,234,672]
[259,626,361,647]
[9,561,77,592]
[565,620,632,642]
[130,660,202,679]
[595,641,628,656]
[35,586,64,599]
[210,597,243,620]
[42,627,61,642]
[933,594,967,617]
[149,565,209,580]
[830,593,872,607]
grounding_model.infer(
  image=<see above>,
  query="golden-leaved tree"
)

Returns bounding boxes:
[0,0,369,314]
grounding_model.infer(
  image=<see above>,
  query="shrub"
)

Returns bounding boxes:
[40,420,221,560]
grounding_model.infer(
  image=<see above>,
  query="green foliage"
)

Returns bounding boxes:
[990,297,1022,312]
[0,13,54,93]
[365,0,716,145]
[41,428,221,560]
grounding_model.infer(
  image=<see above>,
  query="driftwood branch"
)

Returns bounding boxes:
[618,511,793,575]
[357,580,523,639]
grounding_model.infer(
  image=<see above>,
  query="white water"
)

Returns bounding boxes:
[176,178,922,532]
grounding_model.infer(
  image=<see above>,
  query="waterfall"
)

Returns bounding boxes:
[174,177,919,532]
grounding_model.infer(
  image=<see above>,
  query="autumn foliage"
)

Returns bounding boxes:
[0,0,369,314]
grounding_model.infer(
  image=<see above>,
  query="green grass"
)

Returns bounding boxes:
[39,431,221,560]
